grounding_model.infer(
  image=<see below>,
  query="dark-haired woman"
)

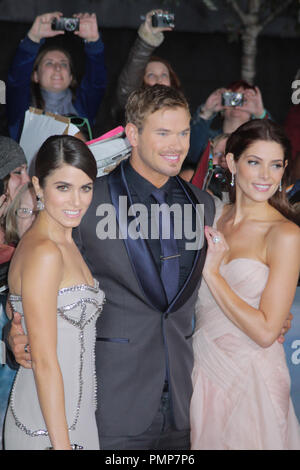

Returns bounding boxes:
[111,9,181,125]
[190,119,300,449]
[4,135,105,450]
[188,80,270,176]
[7,11,106,141]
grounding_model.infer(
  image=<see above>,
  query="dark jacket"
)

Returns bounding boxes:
[74,160,215,436]
[112,35,156,123]
[6,35,106,141]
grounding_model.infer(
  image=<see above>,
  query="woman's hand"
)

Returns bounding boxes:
[200,88,227,120]
[27,12,65,43]
[277,312,293,343]
[203,226,229,281]
[74,13,100,42]
[235,86,265,118]
[144,9,174,34]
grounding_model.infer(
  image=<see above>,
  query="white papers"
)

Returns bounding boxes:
[19,108,70,172]
[87,135,131,177]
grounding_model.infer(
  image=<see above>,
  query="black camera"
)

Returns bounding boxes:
[204,165,227,200]
[52,17,80,32]
[151,12,175,28]
[211,165,226,183]
[222,91,244,107]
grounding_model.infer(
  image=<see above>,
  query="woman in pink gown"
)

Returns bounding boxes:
[190,119,300,450]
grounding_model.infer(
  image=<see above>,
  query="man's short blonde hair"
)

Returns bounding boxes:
[125,84,190,132]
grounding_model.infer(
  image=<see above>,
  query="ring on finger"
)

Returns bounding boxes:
[24,343,29,354]
[212,235,221,244]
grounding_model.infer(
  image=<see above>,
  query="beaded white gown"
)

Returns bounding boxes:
[4,280,105,450]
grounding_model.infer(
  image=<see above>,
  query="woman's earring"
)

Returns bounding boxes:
[36,195,44,211]
[230,173,235,187]
[278,180,282,192]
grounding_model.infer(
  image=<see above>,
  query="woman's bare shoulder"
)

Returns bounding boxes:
[268,216,300,241]
[15,232,62,262]
[10,233,63,279]
[9,235,63,295]
[266,217,300,263]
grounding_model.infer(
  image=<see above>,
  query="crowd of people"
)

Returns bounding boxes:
[0,9,299,451]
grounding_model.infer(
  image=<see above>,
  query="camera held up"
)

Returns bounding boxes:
[222,91,244,107]
[52,17,80,32]
[151,12,175,28]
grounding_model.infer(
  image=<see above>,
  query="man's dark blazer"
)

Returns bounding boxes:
[74,160,215,437]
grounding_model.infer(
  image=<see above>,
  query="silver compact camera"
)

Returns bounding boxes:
[222,91,244,107]
[52,17,80,32]
[151,12,175,28]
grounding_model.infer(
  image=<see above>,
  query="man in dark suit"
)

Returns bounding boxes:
[7,85,215,450]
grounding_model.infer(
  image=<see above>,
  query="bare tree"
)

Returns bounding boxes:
[132,0,298,83]
[204,0,297,84]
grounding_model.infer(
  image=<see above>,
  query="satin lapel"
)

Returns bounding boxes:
[167,177,207,313]
[108,161,167,312]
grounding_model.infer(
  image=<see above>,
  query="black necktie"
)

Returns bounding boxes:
[151,188,180,304]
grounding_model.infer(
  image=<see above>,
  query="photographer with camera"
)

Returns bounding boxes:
[201,133,230,202]
[6,11,106,141]
[112,9,179,123]
[187,80,269,166]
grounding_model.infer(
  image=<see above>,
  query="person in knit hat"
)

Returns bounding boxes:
[0,136,29,243]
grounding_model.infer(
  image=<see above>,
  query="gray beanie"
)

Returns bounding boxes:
[0,136,27,180]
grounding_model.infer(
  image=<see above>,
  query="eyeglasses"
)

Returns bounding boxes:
[15,208,38,219]
[214,152,225,159]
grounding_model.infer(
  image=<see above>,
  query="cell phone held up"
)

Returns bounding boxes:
[52,17,80,32]
[222,91,244,107]
[151,12,175,28]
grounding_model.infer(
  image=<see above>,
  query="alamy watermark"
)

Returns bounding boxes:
[291,80,300,104]
[0,80,5,105]
[95,197,205,251]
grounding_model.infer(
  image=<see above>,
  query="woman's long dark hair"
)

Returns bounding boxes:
[225,119,296,221]
[35,135,97,187]
[31,45,77,110]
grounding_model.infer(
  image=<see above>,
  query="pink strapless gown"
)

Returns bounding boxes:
[190,257,300,450]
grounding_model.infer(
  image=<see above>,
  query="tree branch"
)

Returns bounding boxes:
[226,0,247,24]
[202,0,218,11]
[249,0,261,15]
[260,0,295,30]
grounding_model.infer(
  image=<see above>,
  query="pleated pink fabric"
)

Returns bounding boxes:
[190,199,300,450]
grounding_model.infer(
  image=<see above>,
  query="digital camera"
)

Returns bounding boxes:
[222,91,244,107]
[52,17,80,32]
[205,165,228,200]
[211,165,226,183]
[151,12,175,28]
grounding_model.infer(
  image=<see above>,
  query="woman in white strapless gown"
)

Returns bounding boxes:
[5,281,104,450]
[4,135,104,450]
[190,119,300,450]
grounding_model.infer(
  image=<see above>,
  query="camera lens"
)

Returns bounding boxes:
[65,19,77,32]
[212,165,226,182]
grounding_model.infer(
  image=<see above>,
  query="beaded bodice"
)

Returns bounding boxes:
[8,280,105,437]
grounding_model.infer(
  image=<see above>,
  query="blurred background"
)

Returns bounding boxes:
[0,0,299,136]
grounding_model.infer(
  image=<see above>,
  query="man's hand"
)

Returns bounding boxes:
[9,312,32,369]
[74,12,100,42]
[277,312,293,344]
[27,12,65,43]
